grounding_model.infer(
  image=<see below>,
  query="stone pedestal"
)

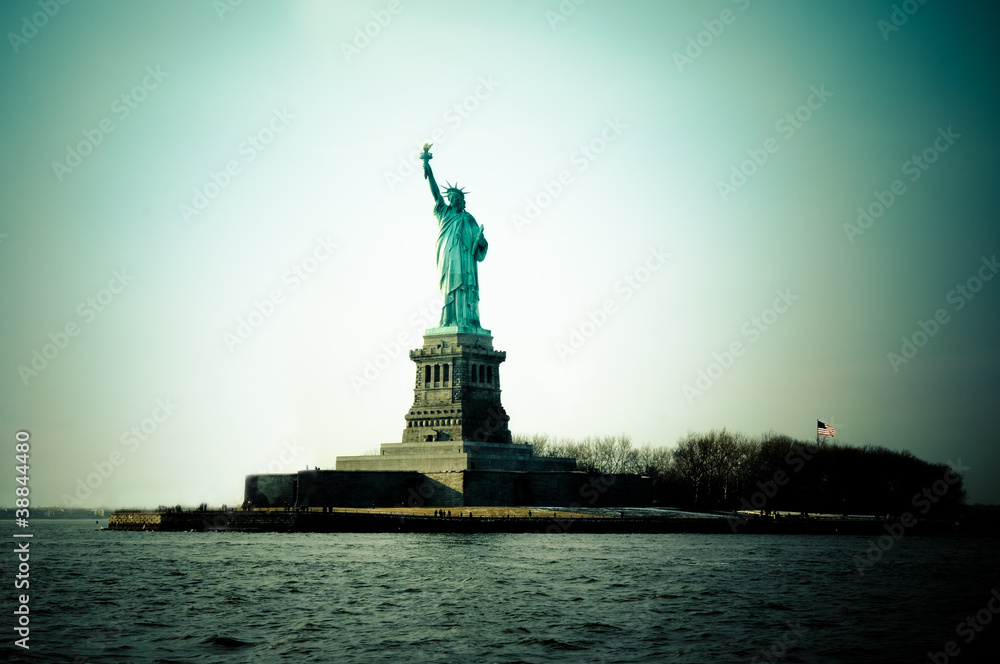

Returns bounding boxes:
[335,330,576,474]
[402,329,510,445]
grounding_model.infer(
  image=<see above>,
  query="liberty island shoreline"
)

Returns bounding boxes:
[104,505,997,536]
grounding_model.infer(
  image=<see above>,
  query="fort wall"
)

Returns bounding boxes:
[243,469,650,508]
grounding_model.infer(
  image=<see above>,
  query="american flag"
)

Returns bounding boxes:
[817,420,836,437]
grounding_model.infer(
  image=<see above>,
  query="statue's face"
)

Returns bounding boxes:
[448,192,465,210]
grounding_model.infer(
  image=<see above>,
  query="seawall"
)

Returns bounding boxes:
[107,509,978,535]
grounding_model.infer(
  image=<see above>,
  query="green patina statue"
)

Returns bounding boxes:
[421,144,488,331]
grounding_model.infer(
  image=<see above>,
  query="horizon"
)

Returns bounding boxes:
[2,1,999,508]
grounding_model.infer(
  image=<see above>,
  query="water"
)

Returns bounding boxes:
[3,520,999,663]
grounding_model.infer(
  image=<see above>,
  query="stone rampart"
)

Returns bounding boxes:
[241,468,650,508]
[244,473,297,508]
[294,470,464,508]
[108,511,162,530]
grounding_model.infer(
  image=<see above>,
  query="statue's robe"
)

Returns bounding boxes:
[433,199,487,328]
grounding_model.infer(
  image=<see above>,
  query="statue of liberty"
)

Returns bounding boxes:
[420,144,488,331]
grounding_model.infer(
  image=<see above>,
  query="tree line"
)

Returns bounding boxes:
[514,430,966,515]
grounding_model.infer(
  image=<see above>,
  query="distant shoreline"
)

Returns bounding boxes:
[0,508,107,520]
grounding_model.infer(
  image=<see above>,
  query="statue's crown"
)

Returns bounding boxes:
[443,181,469,197]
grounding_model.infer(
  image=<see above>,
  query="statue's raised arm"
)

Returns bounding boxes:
[420,144,444,207]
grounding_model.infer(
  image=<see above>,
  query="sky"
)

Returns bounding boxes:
[2,0,998,508]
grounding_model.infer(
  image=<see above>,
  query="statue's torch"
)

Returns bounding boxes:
[420,143,433,178]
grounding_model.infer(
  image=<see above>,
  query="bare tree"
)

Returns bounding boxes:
[513,432,554,457]
[672,433,712,505]
[635,444,672,478]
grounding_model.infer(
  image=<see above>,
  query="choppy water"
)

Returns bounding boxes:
[3,519,999,663]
